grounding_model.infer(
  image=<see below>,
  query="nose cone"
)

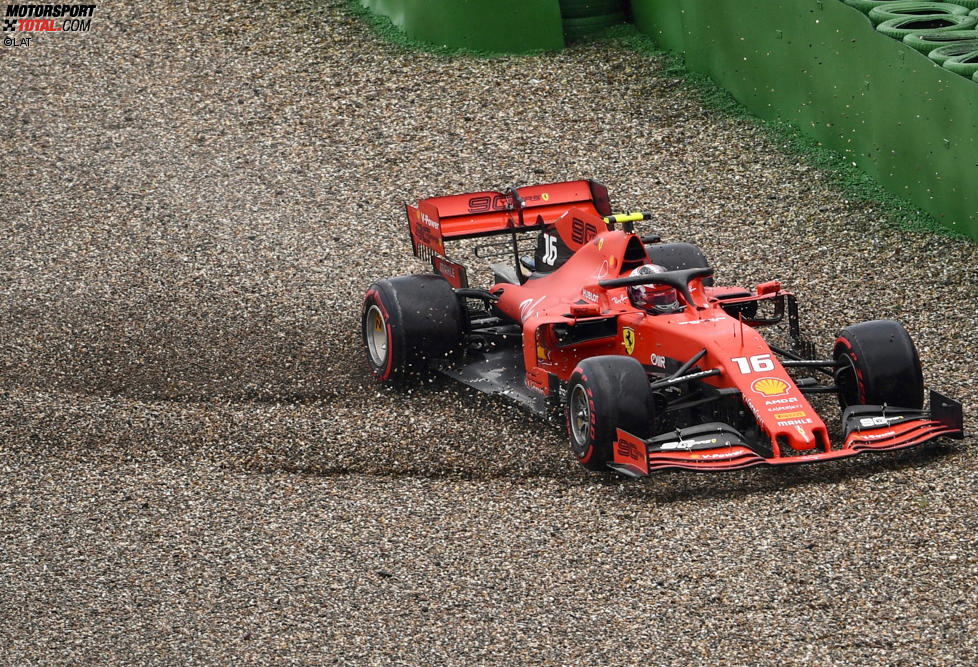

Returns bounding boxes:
[771,419,829,453]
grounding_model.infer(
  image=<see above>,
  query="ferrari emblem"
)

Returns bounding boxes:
[622,328,635,355]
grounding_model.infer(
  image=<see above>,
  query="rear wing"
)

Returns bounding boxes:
[405,180,612,261]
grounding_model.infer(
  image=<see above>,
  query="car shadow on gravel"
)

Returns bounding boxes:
[3,340,967,494]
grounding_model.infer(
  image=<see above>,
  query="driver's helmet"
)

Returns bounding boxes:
[627,264,680,313]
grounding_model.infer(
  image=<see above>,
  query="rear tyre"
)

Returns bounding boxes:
[833,319,924,410]
[645,242,715,287]
[362,275,463,387]
[566,356,653,471]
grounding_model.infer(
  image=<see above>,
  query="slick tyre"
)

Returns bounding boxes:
[833,319,924,410]
[567,356,652,471]
[362,274,463,387]
[645,242,715,287]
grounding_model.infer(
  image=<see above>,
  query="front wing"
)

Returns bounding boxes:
[609,391,964,478]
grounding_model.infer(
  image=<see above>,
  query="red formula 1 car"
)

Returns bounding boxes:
[361,180,964,476]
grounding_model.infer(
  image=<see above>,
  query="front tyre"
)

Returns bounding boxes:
[566,356,653,471]
[361,275,463,386]
[833,319,924,410]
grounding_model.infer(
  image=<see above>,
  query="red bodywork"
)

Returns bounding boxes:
[405,181,963,476]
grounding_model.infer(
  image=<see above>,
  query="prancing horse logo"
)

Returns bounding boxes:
[622,327,635,355]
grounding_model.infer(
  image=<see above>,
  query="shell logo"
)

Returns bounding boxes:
[751,377,789,397]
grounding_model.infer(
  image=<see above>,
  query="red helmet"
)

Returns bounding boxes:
[627,264,680,313]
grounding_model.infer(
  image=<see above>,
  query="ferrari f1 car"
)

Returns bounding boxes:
[361,180,964,476]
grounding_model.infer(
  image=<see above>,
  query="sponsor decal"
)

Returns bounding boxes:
[795,425,810,443]
[611,293,627,305]
[660,437,717,451]
[420,211,439,230]
[570,218,598,245]
[744,395,762,421]
[581,288,599,303]
[857,430,897,441]
[650,353,666,369]
[467,192,545,213]
[615,439,642,463]
[691,450,741,460]
[519,296,546,323]
[776,418,813,427]
[622,327,635,355]
[774,410,806,420]
[859,416,904,428]
[764,397,798,407]
[751,377,789,397]
[597,238,604,251]
[677,317,725,326]
[3,3,95,38]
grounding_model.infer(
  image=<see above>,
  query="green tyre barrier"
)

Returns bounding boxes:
[960,0,978,7]
[943,46,978,74]
[563,11,626,40]
[973,69,978,80]
[928,38,978,62]
[844,0,933,14]
[559,0,622,19]
[903,28,978,51]
[869,2,971,25]
[877,14,978,37]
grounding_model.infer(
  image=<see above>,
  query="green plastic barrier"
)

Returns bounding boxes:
[631,0,978,240]
[358,0,565,53]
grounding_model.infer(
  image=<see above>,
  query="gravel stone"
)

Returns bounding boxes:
[1,0,976,663]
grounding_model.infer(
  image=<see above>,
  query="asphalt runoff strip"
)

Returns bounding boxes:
[1,1,976,663]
